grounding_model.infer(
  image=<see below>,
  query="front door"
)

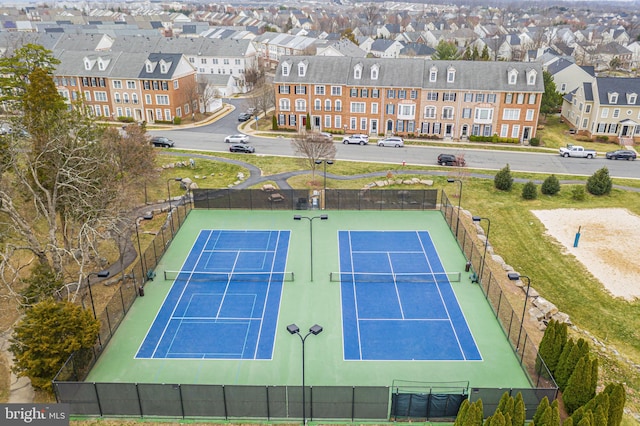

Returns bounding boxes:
[523,126,531,141]
[371,120,378,134]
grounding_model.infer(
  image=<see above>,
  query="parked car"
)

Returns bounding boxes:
[150,136,175,148]
[225,134,249,144]
[559,144,596,158]
[377,136,404,147]
[238,112,253,122]
[318,132,333,141]
[437,153,466,166]
[342,134,369,145]
[605,150,636,160]
[229,144,255,153]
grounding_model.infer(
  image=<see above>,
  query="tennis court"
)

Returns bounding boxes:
[338,230,481,361]
[136,229,291,360]
[87,210,529,389]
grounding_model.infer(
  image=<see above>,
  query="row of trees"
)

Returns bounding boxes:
[0,44,161,389]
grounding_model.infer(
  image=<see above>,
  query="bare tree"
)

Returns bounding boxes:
[248,80,276,118]
[200,83,220,113]
[180,77,200,119]
[291,133,337,183]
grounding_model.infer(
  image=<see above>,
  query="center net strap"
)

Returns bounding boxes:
[329,271,461,283]
[164,270,294,283]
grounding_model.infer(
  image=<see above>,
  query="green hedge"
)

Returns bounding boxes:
[469,135,520,144]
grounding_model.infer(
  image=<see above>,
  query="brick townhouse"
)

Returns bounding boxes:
[274,56,544,143]
[53,50,199,123]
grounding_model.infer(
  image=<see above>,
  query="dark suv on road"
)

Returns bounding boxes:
[437,153,466,166]
[150,136,175,148]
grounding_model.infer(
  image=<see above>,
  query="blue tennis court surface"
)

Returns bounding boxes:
[339,230,481,361]
[136,230,290,360]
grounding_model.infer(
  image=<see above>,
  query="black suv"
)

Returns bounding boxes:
[437,153,466,166]
[150,136,175,148]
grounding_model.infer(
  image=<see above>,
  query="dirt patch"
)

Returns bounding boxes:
[531,208,640,300]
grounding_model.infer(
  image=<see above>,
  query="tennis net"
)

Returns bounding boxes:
[329,271,461,283]
[164,270,295,283]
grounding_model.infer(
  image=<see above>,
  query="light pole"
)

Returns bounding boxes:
[135,213,154,279]
[508,272,532,351]
[447,178,463,237]
[472,216,491,284]
[166,177,183,234]
[87,270,110,320]
[314,159,334,209]
[293,215,328,282]
[287,323,324,425]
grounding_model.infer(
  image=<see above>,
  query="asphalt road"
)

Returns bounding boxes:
[150,99,640,180]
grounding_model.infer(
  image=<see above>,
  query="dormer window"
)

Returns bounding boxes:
[371,64,379,80]
[97,57,110,71]
[84,59,91,71]
[526,69,537,85]
[160,64,167,73]
[145,62,154,73]
[508,68,518,85]
[429,66,437,82]
[447,66,456,83]
[608,92,619,104]
[627,93,637,104]
[282,63,289,76]
[354,63,362,80]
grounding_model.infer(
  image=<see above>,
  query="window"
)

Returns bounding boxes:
[113,80,122,89]
[354,66,361,79]
[351,102,366,113]
[279,85,290,94]
[508,69,518,84]
[324,115,331,128]
[145,94,151,104]
[608,92,618,103]
[350,88,358,97]
[387,89,395,98]
[324,100,331,111]
[386,104,395,114]
[335,116,341,129]
[528,94,536,104]
[398,104,415,117]
[628,93,637,104]
[335,100,342,112]
[84,91,91,101]
[582,118,588,128]
[371,67,378,80]
[331,86,341,96]
[213,59,219,65]
[314,99,321,110]
[517,93,524,104]
[160,64,167,73]
[525,109,535,121]
[123,93,129,103]
[613,109,620,118]
[156,95,169,105]
[429,66,437,82]
[95,92,107,102]
[360,118,367,130]
[425,106,436,119]
[371,103,378,114]
[295,99,306,112]
[223,59,229,65]
[505,93,513,104]
[164,109,171,121]
[200,58,207,64]
[280,99,290,111]
[144,81,150,90]
[442,107,454,119]
[502,109,520,120]
[361,88,369,98]
[443,92,456,102]
[314,85,325,95]
[501,124,509,137]
[560,83,567,92]
[487,94,496,103]
[372,89,379,98]
[464,93,473,102]
[410,90,417,99]
[601,108,609,118]
[462,108,472,118]
[474,108,493,121]
[585,105,591,113]
[173,80,178,89]
[447,67,455,82]
[350,117,356,129]
[475,93,485,102]
[511,125,520,138]
[282,64,289,76]
[427,92,438,101]
[527,72,536,85]
[433,123,441,134]
[399,90,406,99]
[483,125,492,136]
[295,86,306,95]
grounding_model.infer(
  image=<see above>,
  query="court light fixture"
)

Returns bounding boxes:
[86,270,110,347]
[287,323,324,425]
[472,216,491,284]
[293,215,328,281]
[508,272,532,352]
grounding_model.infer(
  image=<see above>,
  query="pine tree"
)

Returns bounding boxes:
[538,406,553,425]
[533,396,550,426]
[538,320,557,373]
[522,181,538,199]
[586,167,612,196]
[550,399,561,426]
[589,357,598,400]
[604,383,625,426]
[513,393,525,426]
[594,404,608,426]
[563,417,574,426]
[541,174,561,195]
[555,338,576,390]
[497,392,511,415]
[454,399,470,425]
[494,164,514,191]
[563,356,593,413]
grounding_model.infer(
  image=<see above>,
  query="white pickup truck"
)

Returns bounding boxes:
[559,144,596,159]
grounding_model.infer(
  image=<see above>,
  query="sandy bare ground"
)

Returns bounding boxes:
[531,208,640,301]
